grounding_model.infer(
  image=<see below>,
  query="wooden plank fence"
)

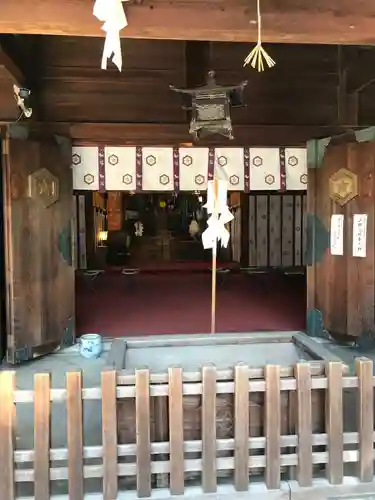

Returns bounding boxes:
[0,358,374,499]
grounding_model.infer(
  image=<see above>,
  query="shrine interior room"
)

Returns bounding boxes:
[74,188,306,338]
[3,28,375,340]
[0,33,323,339]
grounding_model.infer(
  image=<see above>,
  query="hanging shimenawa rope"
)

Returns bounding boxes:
[244,0,275,71]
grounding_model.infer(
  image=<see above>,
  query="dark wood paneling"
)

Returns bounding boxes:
[34,37,347,128]
[43,122,352,146]
[41,37,186,70]
[310,142,375,338]
[39,37,186,123]
[3,135,74,362]
[211,43,339,125]
[0,71,20,121]
[3,36,375,140]
[211,43,339,72]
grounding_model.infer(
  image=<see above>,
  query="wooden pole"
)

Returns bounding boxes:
[210,179,219,334]
[210,243,217,334]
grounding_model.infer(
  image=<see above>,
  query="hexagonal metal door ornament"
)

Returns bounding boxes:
[229,175,240,185]
[195,174,205,186]
[28,168,60,208]
[146,155,157,166]
[182,155,193,166]
[329,168,358,206]
[84,174,95,185]
[72,153,81,166]
[252,156,263,167]
[265,174,275,185]
[122,174,133,185]
[108,154,119,166]
[159,174,170,186]
[218,156,227,167]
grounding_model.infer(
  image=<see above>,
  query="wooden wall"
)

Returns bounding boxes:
[211,43,339,126]
[38,37,186,123]
[3,36,375,138]
[247,192,307,269]
[0,68,19,121]
[308,142,375,339]
[35,39,340,127]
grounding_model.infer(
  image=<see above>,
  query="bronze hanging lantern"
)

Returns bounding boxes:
[170,70,248,140]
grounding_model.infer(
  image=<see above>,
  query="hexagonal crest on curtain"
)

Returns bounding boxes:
[28,168,59,208]
[72,153,81,166]
[229,174,240,186]
[195,174,205,186]
[329,168,358,206]
[159,174,170,186]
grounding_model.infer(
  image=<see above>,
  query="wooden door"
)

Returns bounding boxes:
[306,140,375,342]
[2,134,75,363]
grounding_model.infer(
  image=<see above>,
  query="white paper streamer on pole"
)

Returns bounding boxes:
[202,179,234,334]
[202,180,234,250]
[93,0,128,72]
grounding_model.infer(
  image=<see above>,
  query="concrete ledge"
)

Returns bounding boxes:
[17,477,375,500]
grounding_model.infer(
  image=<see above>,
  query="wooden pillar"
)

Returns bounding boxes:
[240,193,249,267]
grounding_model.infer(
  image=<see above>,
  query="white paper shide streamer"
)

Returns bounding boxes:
[203,179,233,335]
[202,180,234,250]
[93,0,128,72]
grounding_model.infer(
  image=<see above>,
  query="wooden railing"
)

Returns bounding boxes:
[0,359,374,499]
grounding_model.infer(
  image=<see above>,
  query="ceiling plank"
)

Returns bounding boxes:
[34,122,362,147]
[2,0,375,44]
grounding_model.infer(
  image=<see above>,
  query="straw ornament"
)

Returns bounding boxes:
[244,0,275,71]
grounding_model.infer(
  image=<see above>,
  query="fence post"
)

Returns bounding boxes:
[202,365,217,493]
[234,364,249,491]
[34,372,51,500]
[135,369,151,498]
[67,371,84,500]
[0,371,16,500]
[101,369,118,500]
[356,357,374,482]
[168,367,184,495]
[295,363,312,487]
[265,364,281,490]
[326,361,343,485]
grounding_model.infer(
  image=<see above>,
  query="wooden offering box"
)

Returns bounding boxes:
[111,332,347,486]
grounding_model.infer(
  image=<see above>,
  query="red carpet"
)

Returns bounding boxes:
[75,271,306,337]
[109,261,239,273]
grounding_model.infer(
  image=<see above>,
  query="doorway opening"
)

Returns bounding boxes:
[74,190,306,338]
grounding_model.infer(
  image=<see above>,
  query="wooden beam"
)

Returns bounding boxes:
[33,122,362,147]
[185,41,211,88]
[346,48,375,93]
[337,47,360,126]
[0,43,24,85]
[348,68,375,94]
[3,0,375,44]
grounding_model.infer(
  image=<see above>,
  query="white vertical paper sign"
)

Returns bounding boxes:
[352,214,368,258]
[330,214,344,256]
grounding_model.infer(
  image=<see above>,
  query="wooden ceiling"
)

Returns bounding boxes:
[1,35,375,145]
[2,0,375,45]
